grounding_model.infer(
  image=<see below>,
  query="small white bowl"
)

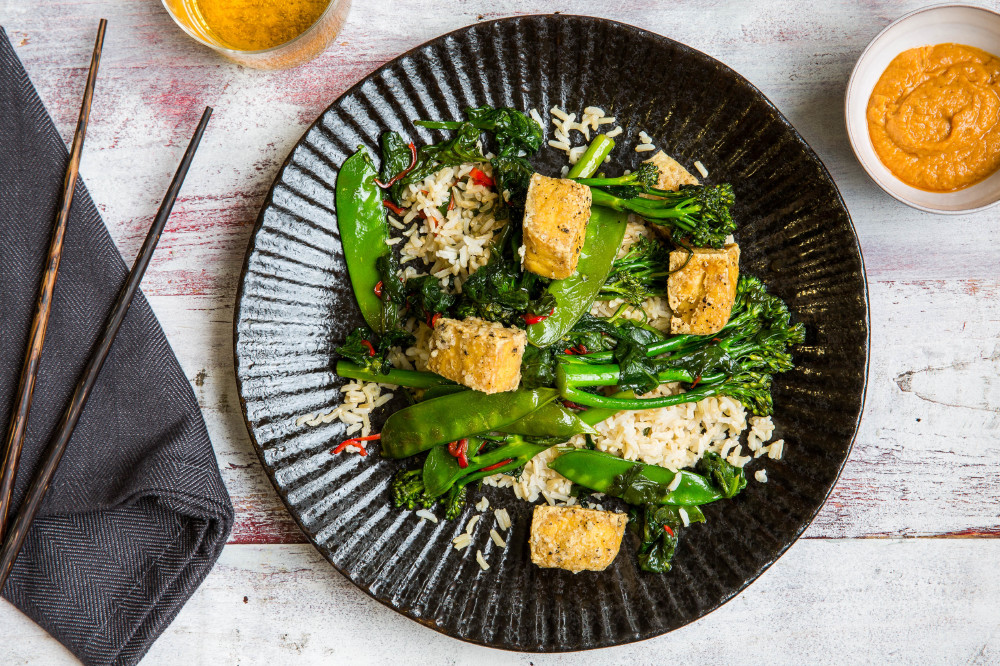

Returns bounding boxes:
[845,3,1000,214]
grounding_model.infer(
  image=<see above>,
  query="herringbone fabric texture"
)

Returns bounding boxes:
[0,29,233,665]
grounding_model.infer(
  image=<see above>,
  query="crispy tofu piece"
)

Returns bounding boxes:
[644,151,699,191]
[668,244,740,335]
[529,506,628,573]
[427,317,526,394]
[522,173,592,279]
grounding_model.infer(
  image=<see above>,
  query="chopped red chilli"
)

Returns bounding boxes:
[469,167,495,188]
[447,193,455,211]
[331,433,380,456]
[374,281,383,298]
[663,524,675,537]
[361,340,376,357]
[522,307,555,325]
[373,142,417,188]
[480,458,514,472]
[446,438,470,469]
[429,312,442,328]
[689,375,702,389]
[382,199,407,217]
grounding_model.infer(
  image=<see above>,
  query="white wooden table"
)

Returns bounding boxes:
[2,1,999,663]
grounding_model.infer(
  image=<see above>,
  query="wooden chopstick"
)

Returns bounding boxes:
[0,19,108,538]
[0,107,214,589]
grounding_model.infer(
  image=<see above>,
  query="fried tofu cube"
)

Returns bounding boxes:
[644,151,699,191]
[529,506,628,573]
[668,244,740,335]
[427,317,526,394]
[522,173,592,279]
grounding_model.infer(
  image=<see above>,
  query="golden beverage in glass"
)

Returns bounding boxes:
[162,0,351,70]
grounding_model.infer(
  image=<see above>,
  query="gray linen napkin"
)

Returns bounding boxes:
[0,28,234,665]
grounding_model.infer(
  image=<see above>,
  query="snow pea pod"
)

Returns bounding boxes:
[335,147,389,332]
[549,449,723,506]
[525,135,627,348]
[381,388,559,458]
[497,402,596,438]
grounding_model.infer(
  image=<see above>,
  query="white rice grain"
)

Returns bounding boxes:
[476,550,490,571]
[606,126,623,138]
[416,509,438,524]
[635,143,656,152]
[465,515,480,534]
[495,508,511,531]
[490,529,507,548]
[679,507,691,527]
[667,474,682,493]
[476,496,490,512]
[694,160,709,178]
[638,130,653,144]
[452,533,472,551]
[768,439,785,460]
[755,469,769,483]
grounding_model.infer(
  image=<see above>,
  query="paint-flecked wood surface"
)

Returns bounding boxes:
[0,0,997,662]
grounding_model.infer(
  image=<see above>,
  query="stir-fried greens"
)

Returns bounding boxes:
[331,104,803,575]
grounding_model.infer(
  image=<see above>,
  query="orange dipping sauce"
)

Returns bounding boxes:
[867,43,1000,192]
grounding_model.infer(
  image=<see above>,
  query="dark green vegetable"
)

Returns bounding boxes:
[454,222,555,326]
[578,164,737,249]
[555,275,804,414]
[380,388,560,458]
[400,123,487,186]
[557,364,775,416]
[336,360,453,389]
[405,274,456,322]
[526,137,627,347]
[597,236,673,306]
[335,147,391,332]
[520,345,558,389]
[632,503,705,573]
[391,469,467,519]
[549,449,723,506]
[417,105,544,156]
[696,452,747,499]
[379,131,412,204]
[336,326,413,375]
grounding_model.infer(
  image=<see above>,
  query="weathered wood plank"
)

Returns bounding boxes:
[1,540,998,663]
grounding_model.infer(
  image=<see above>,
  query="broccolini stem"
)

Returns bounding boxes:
[336,361,453,388]
[567,134,615,179]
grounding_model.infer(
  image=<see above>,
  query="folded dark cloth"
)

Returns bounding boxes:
[0,28,233,665]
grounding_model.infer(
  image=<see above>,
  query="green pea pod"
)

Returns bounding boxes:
[381,388,559,458]
[336,146,389,332]
[422,435,553,498]
[497,402,596,438]
[526,206,629,347]
[549,449,722,506]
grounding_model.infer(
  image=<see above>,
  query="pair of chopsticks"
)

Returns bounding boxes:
[0,20,213,588]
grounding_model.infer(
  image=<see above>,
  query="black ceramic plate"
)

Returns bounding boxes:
[234,15,869,652]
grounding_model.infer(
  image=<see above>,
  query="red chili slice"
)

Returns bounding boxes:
[373,142,417,189]
[429,312,442,328]
[480,458,514,472]
[663,524,675,537]
[331,433,380,456]
[361,340,376,357]
[374,281,383,298]
[469,167,495,188]
[689,375,702,389]
[383,199,407,216]
[447,193,455,211]
[522,307,555,326]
